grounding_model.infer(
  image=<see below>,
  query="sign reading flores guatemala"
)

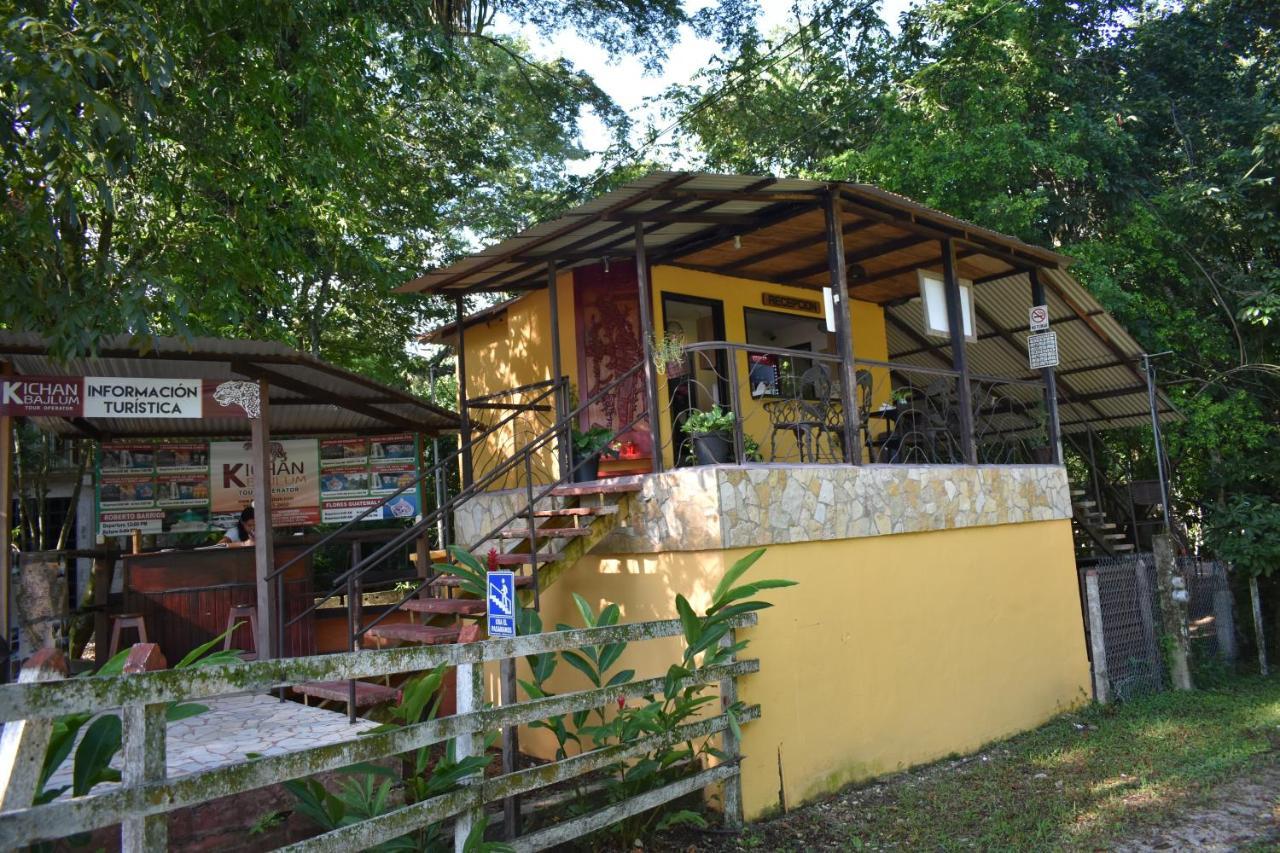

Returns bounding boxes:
[487,571,517,638]
[0,375,260,419]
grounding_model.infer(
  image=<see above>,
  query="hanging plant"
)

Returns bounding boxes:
[648,330,686,375]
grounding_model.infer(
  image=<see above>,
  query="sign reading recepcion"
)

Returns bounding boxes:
[487,571,517,638]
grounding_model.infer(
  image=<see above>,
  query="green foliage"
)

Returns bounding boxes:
[679,405,737,436]
[1203,495,1280,579]
[284,665,497,852]
[431,545,489,598]
[570,425,618,459]
[37,623,244,804]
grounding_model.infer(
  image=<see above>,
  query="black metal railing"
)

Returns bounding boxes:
[654,341,1053,468]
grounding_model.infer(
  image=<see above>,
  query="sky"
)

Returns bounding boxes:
[500,1,915,171]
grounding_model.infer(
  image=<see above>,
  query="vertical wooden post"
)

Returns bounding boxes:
[1083,570,1110,703]
[941,239,977,464]
[130,529,142,555]
[0,649,68,809]
[633,223,664,473]
[92,555,114,669]
[501,657,521,839]
[0,360,12,658]
[1250,574,1267,676]
[1154,534,1193,690]
[249,380,277,659]
[121,643,167,852]
[546,261,569,480]
[825,191,861,465]
[453,652,485,853]
[455,296,474,489]
[1029,269,1062,463]
[718,627,744,828]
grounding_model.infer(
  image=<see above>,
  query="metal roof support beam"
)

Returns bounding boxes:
[230,362,421,433]
[455,296,474,488]
[942,239,978,464]
[825,190,861,465]
[634,223,663,473]
[1030,269,1063,463]
[250,379,278,660]
[718,216,877,272]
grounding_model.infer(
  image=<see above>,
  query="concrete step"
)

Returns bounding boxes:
[400,597,485,616]
[496,527,592,540]
[1073,500,1097,508]
[294,680,400,707]
[1103,533,1127,540]
[1070,489,1088,497]
[363,623,461,646]
[1111,543,1136,552]
[533,506,619,518]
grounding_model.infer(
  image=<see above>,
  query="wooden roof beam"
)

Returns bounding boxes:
[231,362,423,433]
[785,235,934,281]
[720,218,878,273]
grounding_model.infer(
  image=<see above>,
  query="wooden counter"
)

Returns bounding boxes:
[123,545,316,662]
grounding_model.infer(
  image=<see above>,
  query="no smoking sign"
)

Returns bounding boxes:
[1029,304,1050,332]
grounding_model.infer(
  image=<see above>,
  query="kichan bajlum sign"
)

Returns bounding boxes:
[0,375,258,419]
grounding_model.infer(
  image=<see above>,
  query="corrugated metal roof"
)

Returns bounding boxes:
[0,333,458,437]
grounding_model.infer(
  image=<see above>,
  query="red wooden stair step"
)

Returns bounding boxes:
[431,573,535,589]
[362,623,461,646]
[400,597,485,615]
[294,680,401,707]
[549,479,643,497]
[487,551,560,567]
[496,527,591,539]
[533,506,619,517]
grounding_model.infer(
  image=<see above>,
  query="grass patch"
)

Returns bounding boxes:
[665,674,1280,851]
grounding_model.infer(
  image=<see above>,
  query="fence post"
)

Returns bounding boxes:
[454,649,485,853]
[0,649,68,810]
[1154,534,1194,691]
[1249,574,1268,676]
[121,643,168,852]
[1132,557,1162,679]
[1084,570,1110,703]
[718,628,744,829]
[1212,566,1237,663]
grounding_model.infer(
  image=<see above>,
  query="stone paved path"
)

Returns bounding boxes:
[46,692,377,793]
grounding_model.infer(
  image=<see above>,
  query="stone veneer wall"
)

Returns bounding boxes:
[454,464,1072,553]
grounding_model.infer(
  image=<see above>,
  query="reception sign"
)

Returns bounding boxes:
[95,433,420,536]
[2,375,259,419]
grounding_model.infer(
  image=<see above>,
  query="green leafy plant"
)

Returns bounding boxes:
[284,666,505,852]
[38,625,245,804]
[648,330,687,375]
[679,405,736,436]
[431,545,489,599]
[571,425,618,459]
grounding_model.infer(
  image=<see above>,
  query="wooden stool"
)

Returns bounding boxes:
[107,614,149,658]
[224,604,259,660]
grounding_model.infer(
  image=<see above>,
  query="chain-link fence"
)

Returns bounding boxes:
[1079,554,1235,701]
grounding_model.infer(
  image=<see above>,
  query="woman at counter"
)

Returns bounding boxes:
[219,506,256,546]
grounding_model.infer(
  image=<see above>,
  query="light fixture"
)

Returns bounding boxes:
[733,235,742,250]
[917,270,977,342]
[603,257,610,273]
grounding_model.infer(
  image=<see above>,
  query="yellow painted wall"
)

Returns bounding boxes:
[457,264,894,483]
[525,519,1091,819]
[649,266,891,467]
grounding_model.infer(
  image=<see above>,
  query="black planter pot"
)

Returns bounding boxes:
[1030,446,1054,464]
[571,452,600,482]
[691,431,733,465]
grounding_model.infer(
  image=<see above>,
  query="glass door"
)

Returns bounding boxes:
[661,294,727,466]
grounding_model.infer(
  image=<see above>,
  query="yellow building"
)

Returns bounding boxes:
[409,172,1170,820]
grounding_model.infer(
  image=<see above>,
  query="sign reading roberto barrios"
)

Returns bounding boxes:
[1,375,257,419]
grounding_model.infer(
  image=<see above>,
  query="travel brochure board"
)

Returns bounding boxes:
[95,433,421,537]
[318,434,421,523]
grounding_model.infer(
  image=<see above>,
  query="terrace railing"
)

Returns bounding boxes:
[0,614,760,852]
[658,341,1055,467]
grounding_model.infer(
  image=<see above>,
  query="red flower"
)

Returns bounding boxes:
[487,548,499,572]
[617,696,626,710]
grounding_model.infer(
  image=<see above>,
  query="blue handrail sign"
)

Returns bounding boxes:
[487,571,517,637]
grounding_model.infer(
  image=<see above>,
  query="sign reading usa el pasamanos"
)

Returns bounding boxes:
[0,376,260,419]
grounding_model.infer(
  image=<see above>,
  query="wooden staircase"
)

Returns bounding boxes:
[1071,485,1134,559]
[293,478,640,710]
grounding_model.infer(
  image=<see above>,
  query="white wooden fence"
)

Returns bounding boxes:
[0,614,759,852]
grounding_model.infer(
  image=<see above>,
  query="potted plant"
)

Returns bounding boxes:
[680,405,737,465]
[570,424,617,482]
[1027,405,1054,463]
